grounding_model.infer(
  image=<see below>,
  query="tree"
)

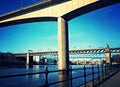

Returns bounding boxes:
[0,52,16,63]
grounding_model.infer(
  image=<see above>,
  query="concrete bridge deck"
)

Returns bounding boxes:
[98,71,120,87]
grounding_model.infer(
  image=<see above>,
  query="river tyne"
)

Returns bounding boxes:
[0,65,104,87]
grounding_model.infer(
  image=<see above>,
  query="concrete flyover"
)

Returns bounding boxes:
[0,0,120,70]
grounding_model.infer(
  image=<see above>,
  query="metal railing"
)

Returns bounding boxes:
[0,64,119,87]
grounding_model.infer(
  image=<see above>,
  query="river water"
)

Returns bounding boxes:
[0,65,102,87]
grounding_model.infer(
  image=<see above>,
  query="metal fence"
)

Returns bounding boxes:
[0,64,119,87]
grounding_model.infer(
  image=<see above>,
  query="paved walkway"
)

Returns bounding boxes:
[98,71,120,87]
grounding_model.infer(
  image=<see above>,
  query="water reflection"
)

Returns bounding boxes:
[58,71,71,87]
[26,65,33,69]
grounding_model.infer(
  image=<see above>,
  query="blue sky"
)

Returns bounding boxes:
[0,0,120,53]
[0,0,44,15]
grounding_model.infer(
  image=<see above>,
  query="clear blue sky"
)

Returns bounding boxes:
[0,0,120,53]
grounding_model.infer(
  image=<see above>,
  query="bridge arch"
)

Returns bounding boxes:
[62,0,120,21]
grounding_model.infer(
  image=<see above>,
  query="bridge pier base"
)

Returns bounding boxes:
[58,17,69,71]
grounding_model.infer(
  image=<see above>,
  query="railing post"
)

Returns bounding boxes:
[107,64,109,75]
[92,65,94,87]
[69,66,72,87]
[97,64,100,84]
[108,63,111,75]
[101,64,104,81]
[107,63,110,77]
[110,62,112,73]
[105,64,107,79]
[45,66,48,87]
[84,65,86,87]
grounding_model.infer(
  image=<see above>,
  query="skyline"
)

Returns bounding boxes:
[0,1,120,53]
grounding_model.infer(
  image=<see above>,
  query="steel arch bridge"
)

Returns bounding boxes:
[15,47,120,57]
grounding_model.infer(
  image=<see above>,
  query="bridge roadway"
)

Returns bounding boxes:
[14,47,120,57]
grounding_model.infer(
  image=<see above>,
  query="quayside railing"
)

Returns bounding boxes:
[0,64,120,87]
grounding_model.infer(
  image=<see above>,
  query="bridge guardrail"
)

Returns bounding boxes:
[0,64,120,87]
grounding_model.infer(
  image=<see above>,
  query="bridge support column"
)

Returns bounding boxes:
[26,52,30,65]
[58,17,69,71]
[26,52,33,65]
[105,52,111,64]
[105,44,111,64]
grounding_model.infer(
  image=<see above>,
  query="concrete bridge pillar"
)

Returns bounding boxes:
[58,17,69,71]
[26,52,30,65]
[105,44,111,64]
[26,52,33,65]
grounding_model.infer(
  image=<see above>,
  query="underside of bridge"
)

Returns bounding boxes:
[0,0,120,26]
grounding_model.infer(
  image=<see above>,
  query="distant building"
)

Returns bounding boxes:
[33,56,40,63]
